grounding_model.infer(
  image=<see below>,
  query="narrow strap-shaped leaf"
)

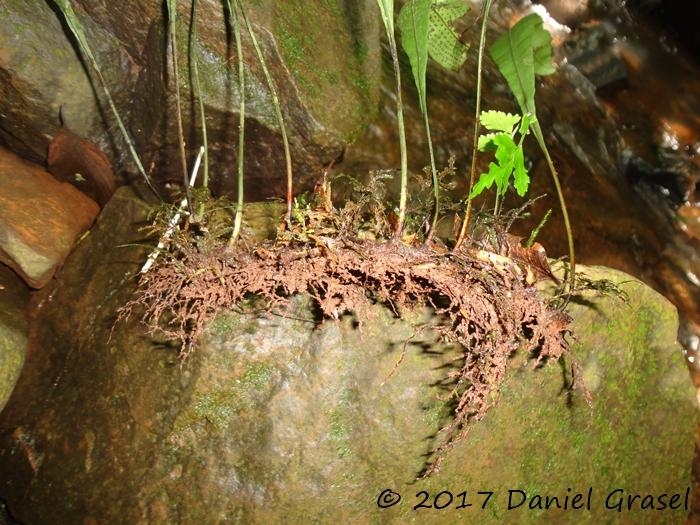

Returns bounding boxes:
[489,15,534,114]
[532,22,556,76]
[50,0,160,197]
[397,0,431,114]
[375,0,395,35]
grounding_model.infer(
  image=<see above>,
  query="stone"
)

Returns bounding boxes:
[0,0,128,164]
[0,187,695,524]
[0,0,381,198]
[0,265,30,415]
[0,147,100,288]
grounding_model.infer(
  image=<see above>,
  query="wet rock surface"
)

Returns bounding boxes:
[0,0,107,163]
[0,147,99,288]
[1,1,699,522]
[0,187,694,524]
[0,0,381,198]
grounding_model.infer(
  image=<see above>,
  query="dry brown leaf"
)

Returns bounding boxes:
[48,127,117,206]
[503,233,560,284]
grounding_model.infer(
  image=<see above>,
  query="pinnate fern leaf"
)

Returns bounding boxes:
[427,0,470,71]
[479,110,520,134]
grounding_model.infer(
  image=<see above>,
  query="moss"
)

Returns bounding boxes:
[8,228,696,525]
[277,26,305,66]
[409,268,693,524]
[352,72,371,95]
[177,362,276,434]
[319,69,340,85]
[326,388,356,459]
[238,362,275,391]
[192,391,236,431]
[328,412,352,458]
[208,310,241,338]
[323,0,343,18]
[353,39,369,62]
[270,0,379,139]
[294,73,320,98]
[207,306,266,339]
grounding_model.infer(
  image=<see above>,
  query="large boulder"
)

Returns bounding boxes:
[0,0,381,198]
[0,187,695,524]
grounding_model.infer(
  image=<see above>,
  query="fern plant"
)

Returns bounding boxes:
[456,0,492,249]
[236,1,294,227]
[223,0,247,243]
[487,13,576,292]
[165,0,193,213]
[397,0,469,241]
[469,110,533,209]
[189,0,209,189]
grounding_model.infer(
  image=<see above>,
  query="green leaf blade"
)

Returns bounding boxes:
[427,0,470,71]
[512,145,529,196]
[489,13,554,116]
[375,0,395,33]
[492,133,517,195]
[518,113,534,136]
[477,132,499,151]
[532,22,556,76]
[469,166,497,199]
[471,129,533,199]
[397,0,432,113]
[489,17,535,114]
[479,110,520,133]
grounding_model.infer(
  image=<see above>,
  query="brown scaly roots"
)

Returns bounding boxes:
[118,200,573,473]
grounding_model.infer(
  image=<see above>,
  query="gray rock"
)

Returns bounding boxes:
[0,0,381,198]
[0,187,694,524]
[0,0,131,164]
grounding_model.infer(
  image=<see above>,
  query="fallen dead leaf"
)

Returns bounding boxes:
[48,127,117,206]
[502,233,560,285]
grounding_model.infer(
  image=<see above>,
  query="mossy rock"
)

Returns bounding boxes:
[0,266,29,414]
[0,188,694,524]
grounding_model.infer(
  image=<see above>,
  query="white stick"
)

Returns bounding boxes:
[140,146,205,274]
